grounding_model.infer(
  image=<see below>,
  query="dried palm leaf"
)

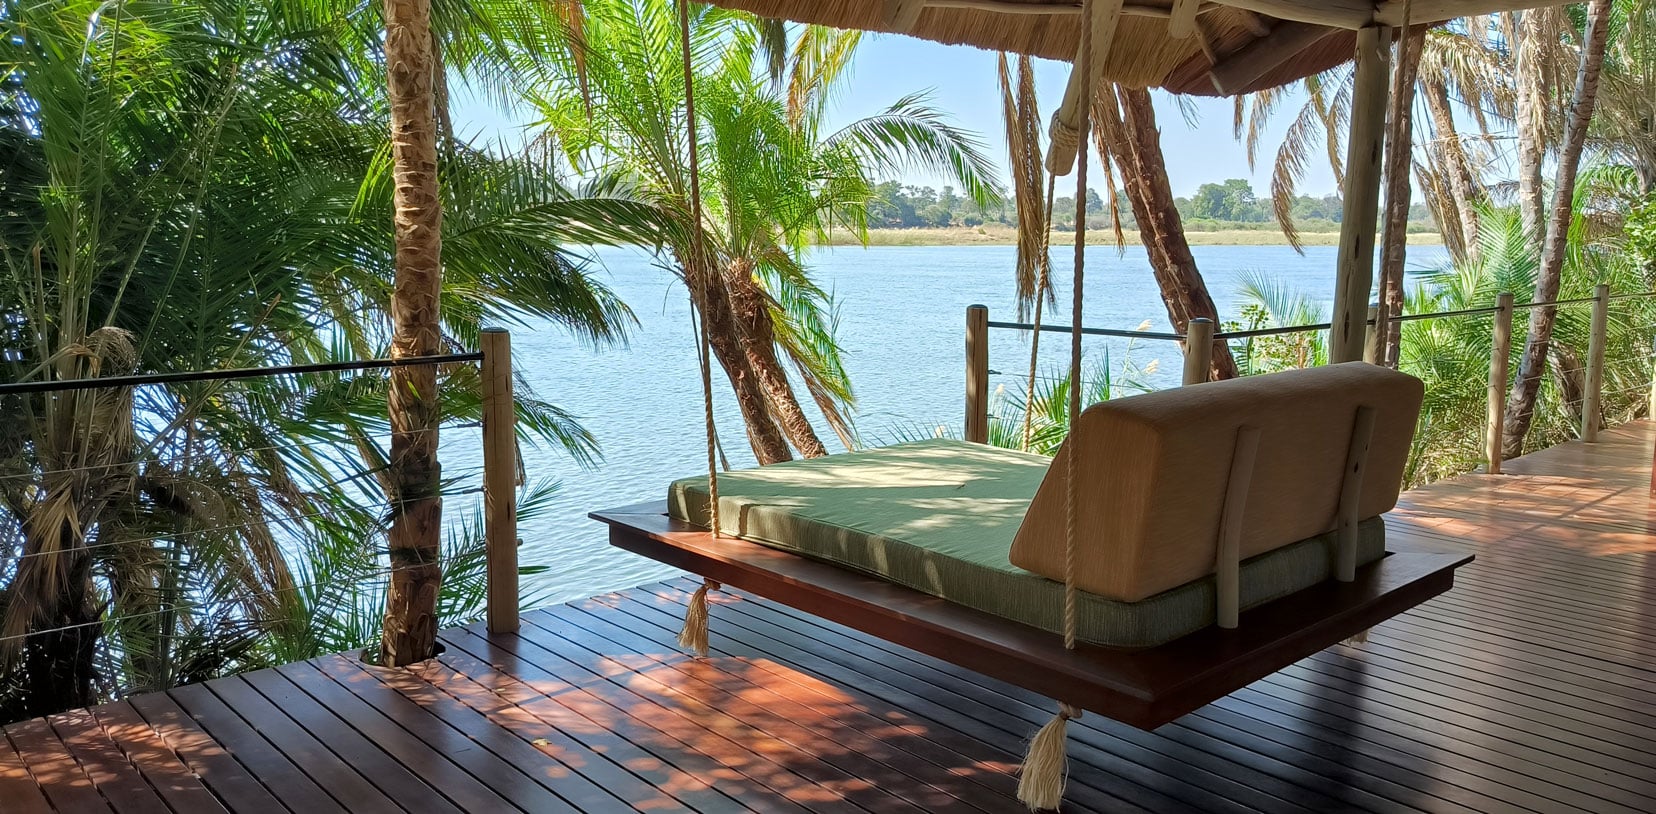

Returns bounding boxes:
[999,53,1050,319]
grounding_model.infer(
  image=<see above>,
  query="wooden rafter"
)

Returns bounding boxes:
[1206,20,1340,95]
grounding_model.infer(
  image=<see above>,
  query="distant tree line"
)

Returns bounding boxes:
[865,178,1435,232]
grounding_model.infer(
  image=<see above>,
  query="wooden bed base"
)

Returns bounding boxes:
[592,502,1472,731]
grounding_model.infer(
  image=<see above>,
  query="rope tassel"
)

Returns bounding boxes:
[1017,702,1081,811]
[678,579,720,657]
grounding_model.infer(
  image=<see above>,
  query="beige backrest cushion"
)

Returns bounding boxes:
[1008,362,1423,602]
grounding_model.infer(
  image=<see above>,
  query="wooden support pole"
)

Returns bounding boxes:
[481,328,519,634]
[966,305,990,444]
[1215,426,1261,629]
[1046,0,1125,176]
[1583,284,1610,442]
[1330,26,1390,364]
[1183,318,1214,385]
[1487,293,1513,474]
[1363,304,1382,364]
[1336,405,1378,582]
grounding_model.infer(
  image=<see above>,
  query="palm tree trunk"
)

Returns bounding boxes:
[725,259,828,458]
[691,262,794,465]
[1513,9,1550,242]
[19,525,97,717]
[1379,27,1425,368]
[1099,87,1239,380]
[381,0,444,668]
[1504,0,1613,459]
[1421,80,1481,262]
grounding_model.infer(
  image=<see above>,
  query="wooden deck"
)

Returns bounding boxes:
[8,424,1656,813]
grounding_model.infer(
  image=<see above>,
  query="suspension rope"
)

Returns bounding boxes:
[1062,0,1096,653]
[678,0,719,538]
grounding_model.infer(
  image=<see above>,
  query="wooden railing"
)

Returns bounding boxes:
[0,331,522,640]
[964,288,1656,473]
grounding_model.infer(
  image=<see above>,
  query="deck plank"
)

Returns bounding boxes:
[180,676,373,814]
[523,605,974,814]
[439,626,821,814]
[0,726,56,814]
[242,665,479,813]
[6,422,1656,812]
[424,632,747,812]
[6,717,112,812]
[48,708,172,814]
[87,702,228,814]
[125,691,287,812]
[300,656,584,814]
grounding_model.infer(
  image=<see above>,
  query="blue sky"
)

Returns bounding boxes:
[451,30,1342,199]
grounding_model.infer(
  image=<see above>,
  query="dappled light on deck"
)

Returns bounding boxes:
[4,422,1656,811]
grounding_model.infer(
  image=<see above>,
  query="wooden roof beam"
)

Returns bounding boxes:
[925,0,1218,20]
[1373,0,1559,26]
[885,0,926,31]
[1212,0,1564,30]
[1168,0,1202,38]
[1211,0,1373,29]
[1207,20,1339,95]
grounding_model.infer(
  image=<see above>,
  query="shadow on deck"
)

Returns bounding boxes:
[7,423,1656,813]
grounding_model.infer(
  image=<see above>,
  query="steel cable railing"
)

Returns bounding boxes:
[0,334,522,693]
[0,422,481,485]
[965,291,1656,467]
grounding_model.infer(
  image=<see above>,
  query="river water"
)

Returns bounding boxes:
[443,243,1448,606]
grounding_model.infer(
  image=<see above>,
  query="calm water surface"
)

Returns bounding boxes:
[443,243,1447,606]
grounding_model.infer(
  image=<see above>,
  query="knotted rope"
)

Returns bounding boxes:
[1017,703,1083,810]
[678,578,721,657]
[1047,113,1080,175]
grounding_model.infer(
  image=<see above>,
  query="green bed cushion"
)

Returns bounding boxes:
[667,438,1386,648]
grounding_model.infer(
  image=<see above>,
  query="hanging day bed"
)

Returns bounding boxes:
[592,361,1473,797]
[588,4,1479,807]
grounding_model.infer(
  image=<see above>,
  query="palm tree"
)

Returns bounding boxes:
[380,0,447,669]
[1095,85,1240,381]
[0,0,654,718]
[528,0,998,464]
[1505,0,1616,457]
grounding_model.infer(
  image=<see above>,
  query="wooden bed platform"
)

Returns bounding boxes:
[592,503,1472,730]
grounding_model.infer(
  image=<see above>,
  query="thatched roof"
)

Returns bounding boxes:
[702,0,1551,96]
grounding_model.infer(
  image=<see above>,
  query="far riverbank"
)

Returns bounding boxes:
[818,224,1444,247]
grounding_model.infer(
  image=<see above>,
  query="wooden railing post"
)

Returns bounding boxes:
[1183,318,1214,385]
[480,328,519,634]
[1487,292,1514,474]
[965,305,989,444]
[1363,304,1382,364]
[1582,283,1610,442]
